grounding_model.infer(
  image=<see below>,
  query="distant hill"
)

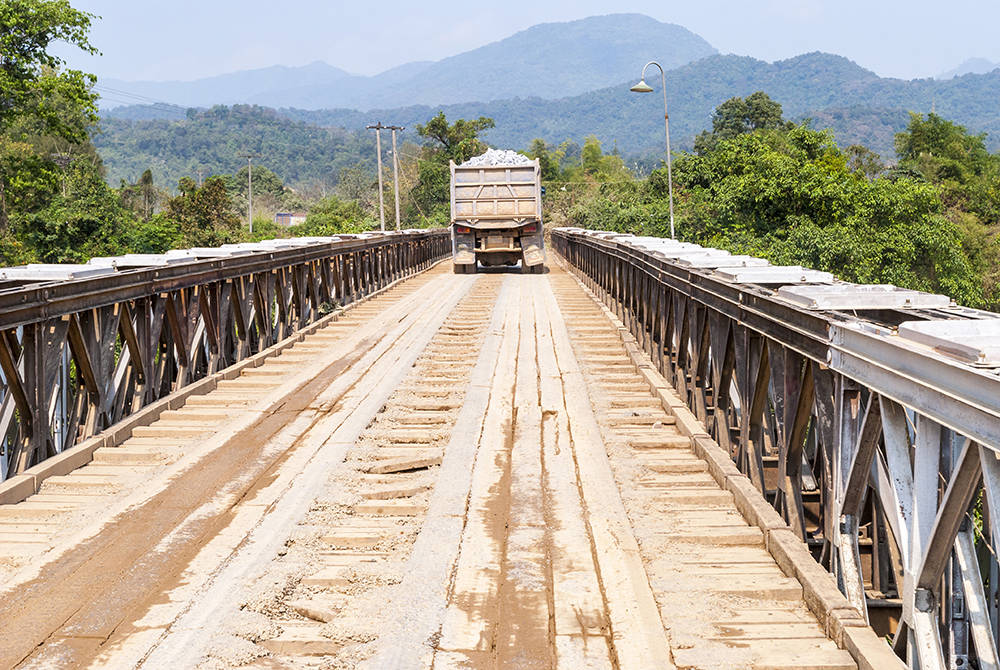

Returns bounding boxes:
[99,61,355,111]
[97,14,716,111]
[937,58,1000,80]
[94,107,376,191]
[272,52,1000,158]
[95,52,1000,191]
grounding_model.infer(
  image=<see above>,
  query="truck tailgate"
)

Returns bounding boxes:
[451,162,541,222]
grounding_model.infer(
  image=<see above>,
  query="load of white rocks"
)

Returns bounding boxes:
[461,149,532,167]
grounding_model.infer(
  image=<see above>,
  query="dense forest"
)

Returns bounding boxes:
[3,1,1000,314]
[275,52,1000,159]
[106,51,1000,161]
[95,107,378,193]
[556,94,1000,310]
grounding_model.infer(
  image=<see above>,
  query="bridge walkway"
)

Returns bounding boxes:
[0,261,864,669]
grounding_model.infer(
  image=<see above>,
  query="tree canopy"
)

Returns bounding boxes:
[0,0,99,142]
[409,112,496,224]
[415,112,495,164]
[561,96,999,310]
[693,91,791,155]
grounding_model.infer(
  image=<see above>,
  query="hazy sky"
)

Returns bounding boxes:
[55,0,1000,83]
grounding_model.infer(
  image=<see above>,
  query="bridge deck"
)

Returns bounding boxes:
[0,261,865,669]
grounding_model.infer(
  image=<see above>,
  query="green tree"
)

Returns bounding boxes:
[14,156,133,263]
[335,163,377,212]
[120,168,164,221]
[291,195,371,236]
[231,164,287,203]
[526,138,561,182]
[894,112,992,183]
[0,137,59,235]
[678,123,985,306]
[892,112,1000,305]
[845,145,884,180]
[415,112,495,164]
[164,176,241,247]
[581,135,604,175]
[0,0,99,142]
[410,112,496,224]
[694,91,789,155]
[569,100,989,308]
[127,213,181,254]
[0,1,100,235]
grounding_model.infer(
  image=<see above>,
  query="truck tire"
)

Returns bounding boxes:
[466,262,478,274]
[532,264,545,274]
[453,264,463,274]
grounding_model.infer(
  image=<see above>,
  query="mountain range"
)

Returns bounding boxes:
[95,14,1000,187]
[266,52,1000,157]
[937,57,1000,80]
[99,14,716,111]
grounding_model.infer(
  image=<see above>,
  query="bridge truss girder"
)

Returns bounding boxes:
[0,232,449,482]
[555,229,1000,670]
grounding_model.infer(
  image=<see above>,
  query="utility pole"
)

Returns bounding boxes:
[238,152,262,233]
[51,153,71,197]
[386,125,405,231]
[367,123,387,231]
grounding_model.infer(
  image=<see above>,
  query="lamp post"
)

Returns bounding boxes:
[630,61,675,239]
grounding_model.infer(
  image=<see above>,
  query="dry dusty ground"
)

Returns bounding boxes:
[0,261,857,670]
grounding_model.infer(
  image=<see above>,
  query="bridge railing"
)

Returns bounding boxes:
[0,230,450,483]
[554,227,1000,670]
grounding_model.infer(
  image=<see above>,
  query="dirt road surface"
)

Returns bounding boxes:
[0,261,857,670]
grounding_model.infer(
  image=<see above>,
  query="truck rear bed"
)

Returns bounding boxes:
[450,159,546,271]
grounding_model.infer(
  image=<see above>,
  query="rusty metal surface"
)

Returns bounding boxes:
[0,230,449,482]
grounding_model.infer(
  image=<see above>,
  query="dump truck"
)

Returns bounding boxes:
[450,155,546,274]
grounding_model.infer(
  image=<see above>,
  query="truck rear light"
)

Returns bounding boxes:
[455,226,471,234]
[522,224,537,233]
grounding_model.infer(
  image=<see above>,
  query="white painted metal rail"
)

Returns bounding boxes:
[555,226,1000,670]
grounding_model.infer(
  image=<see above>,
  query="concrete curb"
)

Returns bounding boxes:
[0,475,35,506]
[557,257,906,670]
[0,262,440,507]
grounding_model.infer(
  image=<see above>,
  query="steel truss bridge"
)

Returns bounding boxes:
[555,227,1000,670]
[0,226,996,669]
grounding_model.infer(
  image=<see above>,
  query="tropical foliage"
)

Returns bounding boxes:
[561,93,1000,310]
[4,2,999,315]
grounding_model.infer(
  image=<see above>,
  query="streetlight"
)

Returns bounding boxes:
[631,61,675,239]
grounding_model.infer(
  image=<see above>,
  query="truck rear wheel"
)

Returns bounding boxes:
[453,264,463,274]
[531,264,545,274]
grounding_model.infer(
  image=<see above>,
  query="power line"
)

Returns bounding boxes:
[93,85,183,108]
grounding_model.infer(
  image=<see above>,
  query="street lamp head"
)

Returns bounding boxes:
[631,61,675,240]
